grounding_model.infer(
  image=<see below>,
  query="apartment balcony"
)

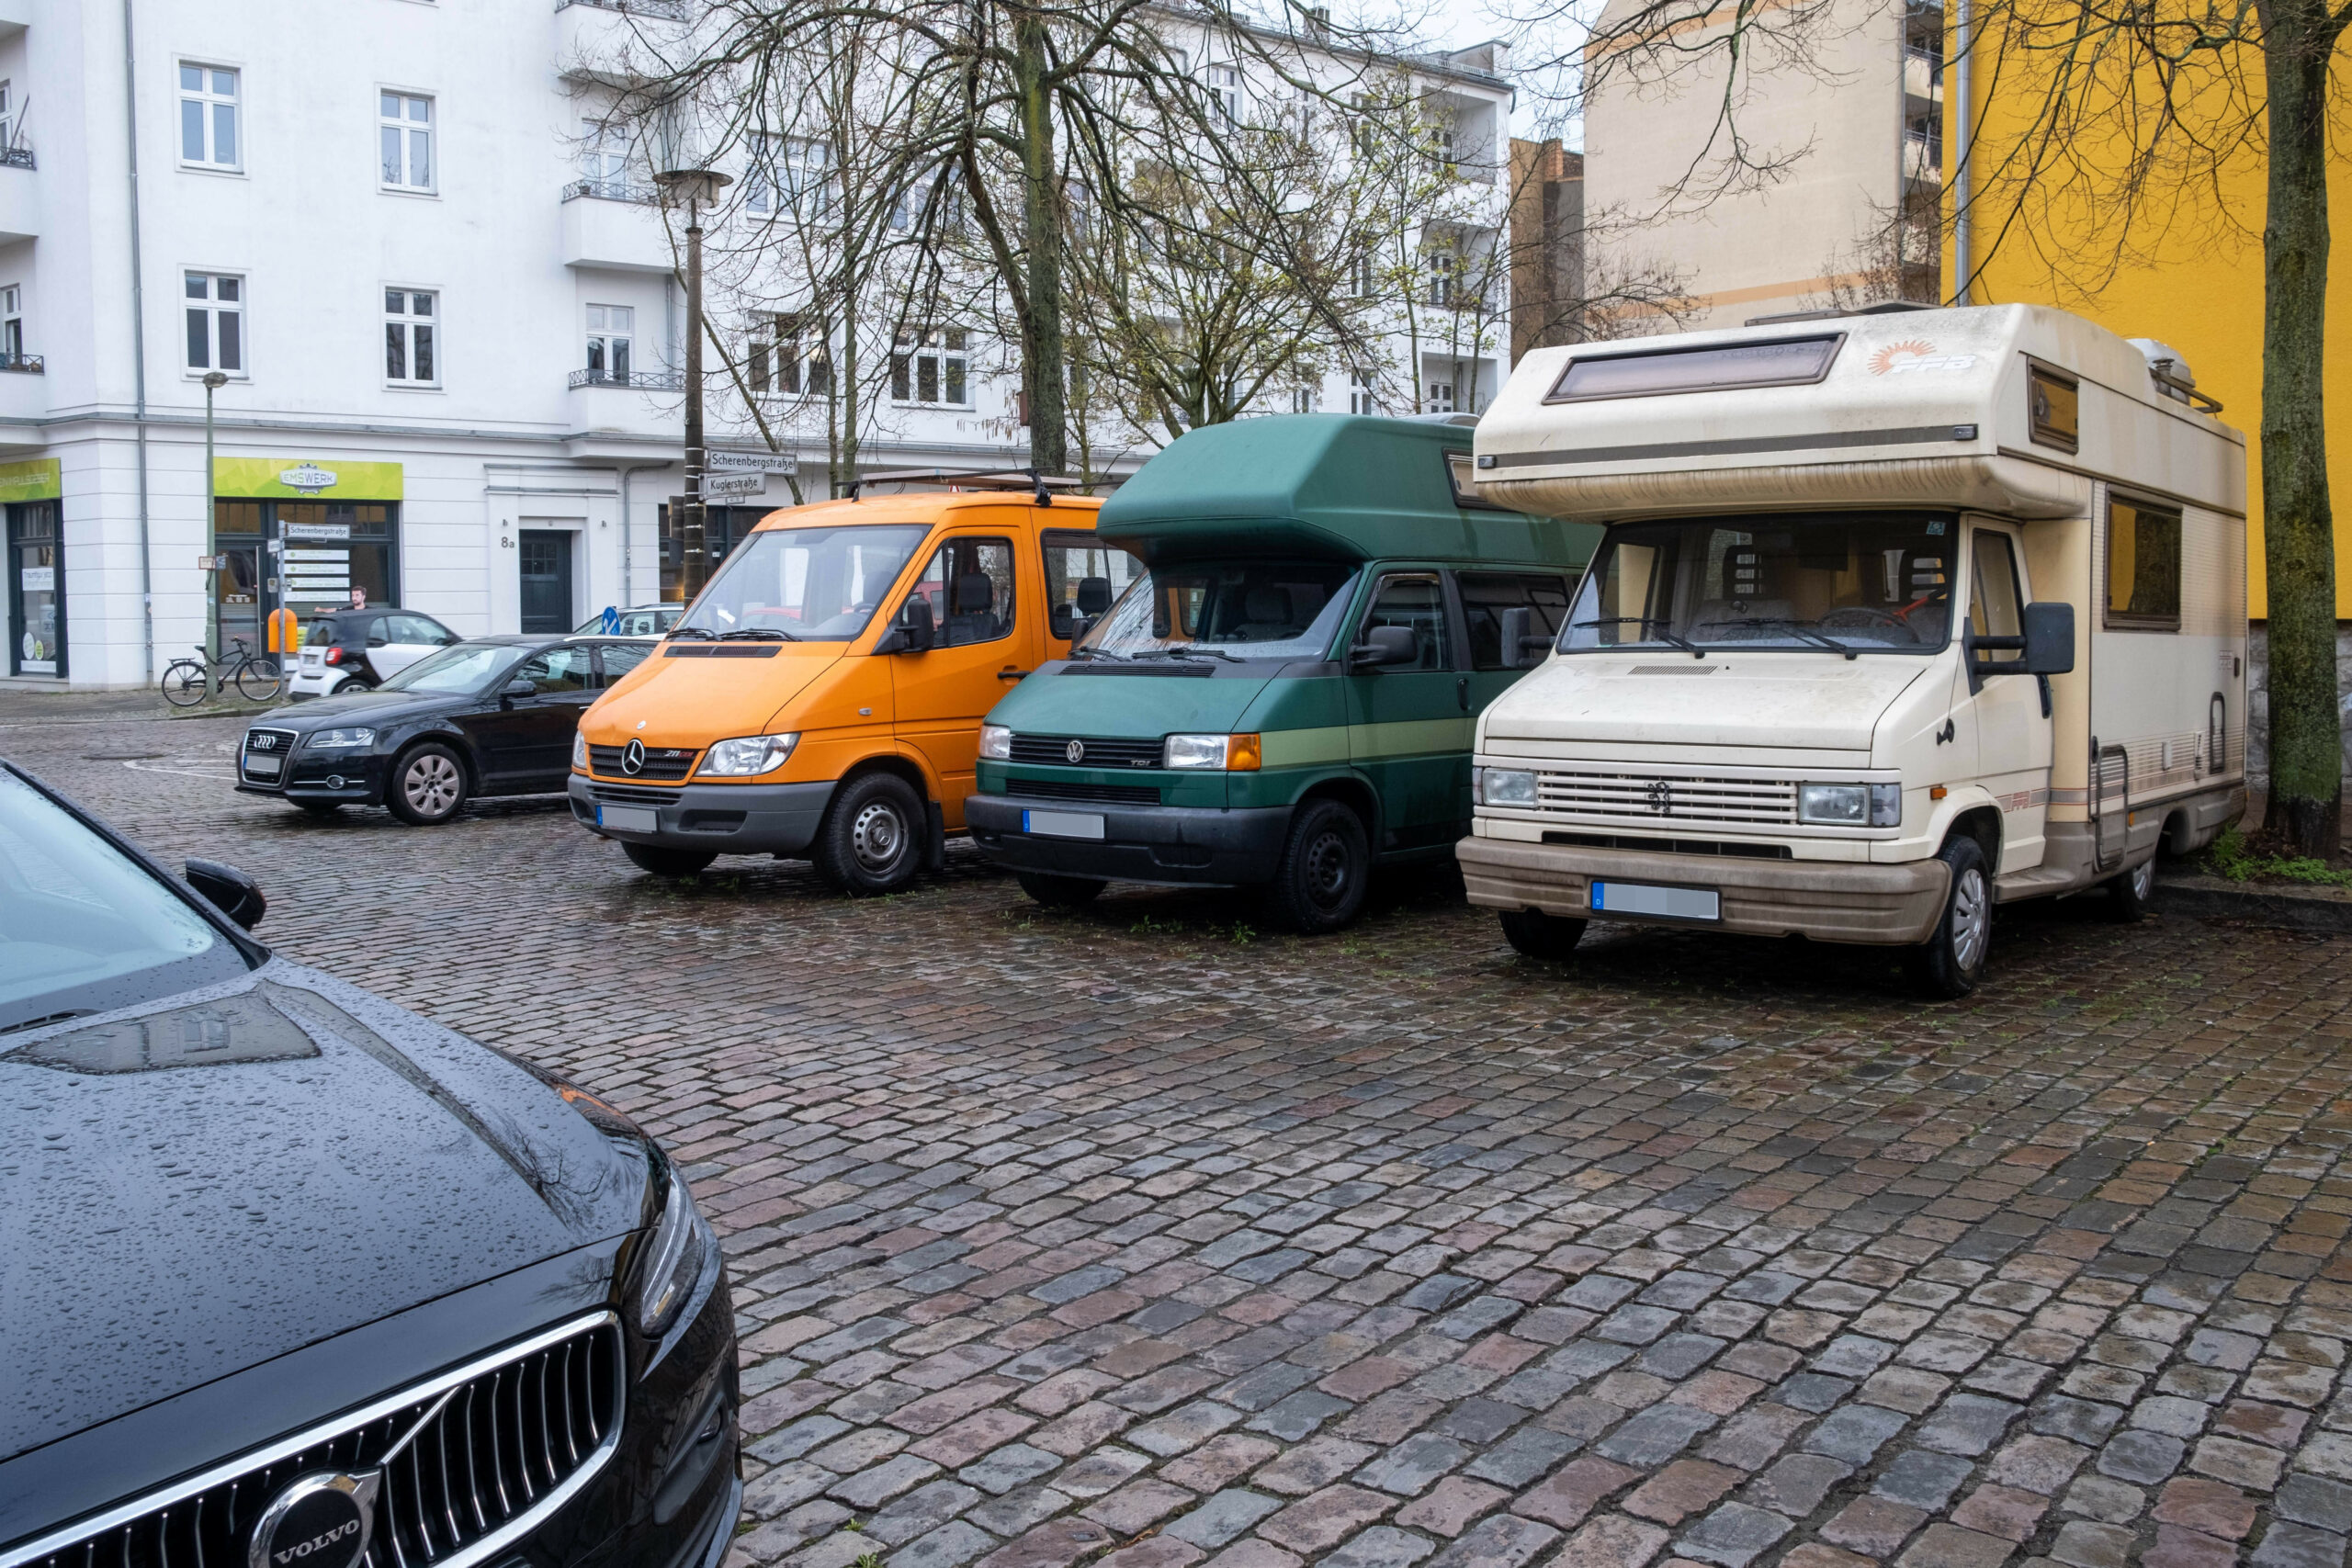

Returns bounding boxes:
[556,0,684,85]
[0,351,49,423]
[561,181,675,273]
[1905,49,1945,106]
[1903,132,1946,186]
[566,367,681,454]
[569,367,682,391]
[0,149,36,243]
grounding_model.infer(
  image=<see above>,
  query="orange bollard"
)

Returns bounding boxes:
[267,606,300,654]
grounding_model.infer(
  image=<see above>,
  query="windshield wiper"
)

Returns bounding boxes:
[666,626,718,640]
[1160,646,1241,663]
[1067,646,1127,661]
[720,627,797,642]
[1573,616,1705,659]
[1698,616,1859,660]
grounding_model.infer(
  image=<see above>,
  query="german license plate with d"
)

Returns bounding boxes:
[1590,881,1720,921]
[597,804,658,833]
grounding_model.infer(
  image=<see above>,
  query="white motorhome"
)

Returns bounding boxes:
[1460,304,2246,995]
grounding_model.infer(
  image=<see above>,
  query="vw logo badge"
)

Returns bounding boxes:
[622,738,647,776]
[1645,779,1674,816]
[247,1471,379,1568]
[1066,739,1085,764]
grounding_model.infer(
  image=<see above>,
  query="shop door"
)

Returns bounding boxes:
[1346,571,1474,852]
[8,502,62,677]
[518,531,573,633]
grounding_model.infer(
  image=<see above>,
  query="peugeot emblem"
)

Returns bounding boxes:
[622,738,646,775]
[1646,779,1674,817]
[247,1471,379,1568]
[1066,739,1085,764]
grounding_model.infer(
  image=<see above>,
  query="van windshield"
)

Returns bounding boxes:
[677,524,930,641]
[1562,512,1957,656]
[1078,560,1361,662]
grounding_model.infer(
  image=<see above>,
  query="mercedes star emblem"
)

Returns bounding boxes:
[248,1471,379,1568]
[1066,740,1086,764]
[1645,779,1674,817]
[622,738,646,776]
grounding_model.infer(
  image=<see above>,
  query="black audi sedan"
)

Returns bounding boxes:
[238,634,653,825]
[0,759,740,1563]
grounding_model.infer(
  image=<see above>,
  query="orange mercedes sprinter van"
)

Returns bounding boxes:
[569,475,1136,893]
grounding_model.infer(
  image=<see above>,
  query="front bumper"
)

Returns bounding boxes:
[966,792,1293,887]
[1458,835,1951,945]
[233,749,388,804]
[570,773,836,857]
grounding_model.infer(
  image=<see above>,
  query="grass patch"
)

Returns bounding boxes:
[2206,824,2352,887]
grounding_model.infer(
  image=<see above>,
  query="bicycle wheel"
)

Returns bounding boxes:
[161,660,211,707]
[236,655,284,703]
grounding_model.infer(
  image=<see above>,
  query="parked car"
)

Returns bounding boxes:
[577,604,684,637]
[240,633,655,824]
[287,608,462,700]
[0,758,740,1564]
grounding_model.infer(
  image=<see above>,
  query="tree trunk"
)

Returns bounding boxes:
[2257,0,2345,854]
[1014,10,1068,474]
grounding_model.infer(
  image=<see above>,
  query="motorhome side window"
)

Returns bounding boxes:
[2029,367,2080,453]
[1460,573,1571,670]
[1969,531,2026,664]
[2105,496,2182,630]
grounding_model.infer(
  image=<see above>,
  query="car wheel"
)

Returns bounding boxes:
[1910,834,1993,998]
[623,842,717,877]
[813,773,926,895]
[292,801,343,818]
[386,743,468,826]
[2106,855,2155,923]
[1017,872,1105,908]
[333,677,375,696]
[1264,798,1371,934]
[1499,907,1586,961]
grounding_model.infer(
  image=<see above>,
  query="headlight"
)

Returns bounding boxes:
[632,1167,716,1337]
[978,724,1012,761]
[1476,767,1539,807]
[1798,782,1902,827]
[697,733,799,776]
[572,731,588,770]
[1163,733,1261,771]
[308,728,375,750]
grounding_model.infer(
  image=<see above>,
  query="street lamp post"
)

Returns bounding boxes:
[653,165,731,603]
[202,369,227,698]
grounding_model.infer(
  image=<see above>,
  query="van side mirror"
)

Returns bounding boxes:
[186,858,266,929]
[1498,606,1554,671]
[876,595,936,655]
[1972,601,2075,678]
[1350,625,1419,669]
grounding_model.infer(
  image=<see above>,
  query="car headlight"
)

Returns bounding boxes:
[1798,782,1902,827]
[308,728,375,750]
[632,1167,716,1337]
[978,724,1012,761]
[1163,733,1262,771]
[697,733,800,776]
[572,731,588,770]
[1476,767,1539,807]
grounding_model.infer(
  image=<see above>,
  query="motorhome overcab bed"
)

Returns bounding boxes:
[1459,304,2246,995]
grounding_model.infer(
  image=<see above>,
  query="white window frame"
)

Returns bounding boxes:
[1349,368,1376,416]
[1428,248,1460,309]
[184,271,246,378]
[1206,64,1240,123]
[178,62,242,172]
[1290,386,1317,413]
[379,90,435,194]
[752,314,831,399]
[585,303,634,383]
[890,327,970,408]
[1,285,22,362]
[383,286,440,389]
[1424,380,1456,415]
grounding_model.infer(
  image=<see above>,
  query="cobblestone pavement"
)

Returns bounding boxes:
[12,707,2352,1568]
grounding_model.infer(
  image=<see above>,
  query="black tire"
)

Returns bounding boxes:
[1264,797,1371,934]
[812,772,927,894]
[292,801,343,818]
[624,842,717,877]
[1910,835,1993,998]
[332,677,375,696]
[386,742,468,826]
[2106,855,2155,922]
[236,656,283,702]
[161,660,209,707]
[1017,872,1105,908]
[1500,907,1587,961]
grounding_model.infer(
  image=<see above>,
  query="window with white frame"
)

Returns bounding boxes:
[185,273,243,375]
[581,118,630,191]
[1424,380,1455,414]
[891,327,968,405]
[179,63,240,169]
[1349,248,1378,299]
[586,304,632,382]
[380,93,434,191]
[1290,385,1317,413]
[1427,249,1459,308]
[1206,64,1240,123]
[752,314,831,397]
[384,288,437,386]
[0,82,15,153]
[1349,368,1376,415]
[1,286,22,362]
[748,136,830,215]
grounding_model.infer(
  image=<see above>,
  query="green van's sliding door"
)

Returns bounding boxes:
[1346,570,1475,852]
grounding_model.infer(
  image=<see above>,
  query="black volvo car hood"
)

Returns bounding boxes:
[0,960,652,1463]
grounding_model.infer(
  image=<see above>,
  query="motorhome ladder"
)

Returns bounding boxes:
[2089,739,2131,873]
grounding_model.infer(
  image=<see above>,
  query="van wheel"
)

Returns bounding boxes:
[1910,835,1992,998]
[1265,798,1370,934]
[624,843,716,877]
[1017,872,1105,908]
[386,743,468,825]
[2106,856,2155,922]
[1500,908,1586,961]
[814,773,926,895]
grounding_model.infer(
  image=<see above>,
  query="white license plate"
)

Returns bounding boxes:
[1591,881,1720,921]
[300,651,322,669]
[1023,809,1105,840]
[243,755,282,778]
[597,805,659,833]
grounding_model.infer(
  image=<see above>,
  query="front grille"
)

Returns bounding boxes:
[1008,734,1164,769]
[1532,769,1796,828]
[590,784,678,806]
[6,1315,622,1568]
[588,744,697,782]
[240,728,300,789]
[1004,780,1162,807]
[1543,829,1792,860]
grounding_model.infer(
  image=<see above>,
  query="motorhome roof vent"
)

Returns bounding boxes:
[2129,338,2222,412]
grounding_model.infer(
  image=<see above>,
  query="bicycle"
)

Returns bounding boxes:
[161,637,284,706]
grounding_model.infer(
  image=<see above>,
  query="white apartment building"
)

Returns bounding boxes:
[1,0,1513,689]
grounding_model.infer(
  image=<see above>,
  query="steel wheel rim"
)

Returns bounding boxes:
[851,801,906,872]
[404,755,461,816]
[1303,829,1351,907]
[1950,867,1990,970]
[2130,859,2154,899]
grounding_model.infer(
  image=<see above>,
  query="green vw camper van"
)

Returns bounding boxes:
[966,415,1597,931]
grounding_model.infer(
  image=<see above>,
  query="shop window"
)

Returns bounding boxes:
[385,288,438,387]
[185,273,244,377]
[586,304,632,383]
[890,327,968,406]
[179,63,240,170]
[379,92,435,192]
[2105,495,2181,630]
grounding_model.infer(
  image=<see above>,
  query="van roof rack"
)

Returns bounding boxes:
[847,468,1083,505]
[1744,299,1941,327]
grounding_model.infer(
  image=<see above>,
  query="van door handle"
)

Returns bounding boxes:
[1000,669,1029,682]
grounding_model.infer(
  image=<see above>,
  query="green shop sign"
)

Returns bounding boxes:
[0,457,61,503]
[213,457,404,501]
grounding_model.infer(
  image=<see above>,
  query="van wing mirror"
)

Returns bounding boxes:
[877,595,936,655]
[1498,606,1553,671]
[1973,601,2075,678]
[1350,625,1419,669]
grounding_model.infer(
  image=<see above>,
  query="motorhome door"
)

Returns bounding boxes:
[1957,522,2052,872]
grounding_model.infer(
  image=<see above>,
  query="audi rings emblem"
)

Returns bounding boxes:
[252,733,277,750]
[1645,779,1674,816]
[622,739,646,776]
[1066,740,1085,764]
